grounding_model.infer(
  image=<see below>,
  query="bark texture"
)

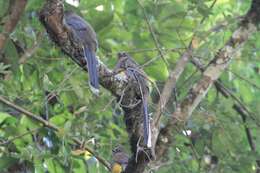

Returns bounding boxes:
[39,0,152,172]
[155,0,259,161]
[0,0,27,51]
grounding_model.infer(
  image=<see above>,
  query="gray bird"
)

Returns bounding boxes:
[64,11,99,94]
[112,146,129,173]
[114,52,151,148]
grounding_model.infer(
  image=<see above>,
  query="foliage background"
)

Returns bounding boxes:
[0,0,259,172]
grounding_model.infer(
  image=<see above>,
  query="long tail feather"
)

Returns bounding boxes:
[83,46,99,94]
[143,95,152,148]
[132,70,152,148]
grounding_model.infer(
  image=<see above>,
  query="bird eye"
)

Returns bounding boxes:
[122,52,127,57]
[117,52,124,58]
[113,146,122,153]
[117,52,127,58]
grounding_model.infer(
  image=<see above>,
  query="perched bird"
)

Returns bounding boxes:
[112,146,129,173]
[64,11,99,94]
[114,52,151,148]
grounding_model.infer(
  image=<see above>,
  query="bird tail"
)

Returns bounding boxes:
[143,95,152,148]
[83,46,99,95]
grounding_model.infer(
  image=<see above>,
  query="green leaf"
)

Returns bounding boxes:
[0,0,9,18]
[145,59,169,81]
[0,112,15,124]
[20,116,41,130]
[239,84,253,104]
[34,159,46,173]
[50,115,67,127]
[72,158,86,173]
[3,40,19,74]
[45,159,64,173]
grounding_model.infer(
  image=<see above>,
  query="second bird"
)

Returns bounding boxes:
[64,11,99,94]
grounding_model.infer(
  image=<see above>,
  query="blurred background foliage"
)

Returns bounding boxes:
[0,0,259,172]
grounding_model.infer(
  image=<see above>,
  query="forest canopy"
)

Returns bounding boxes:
[0,0,259,173]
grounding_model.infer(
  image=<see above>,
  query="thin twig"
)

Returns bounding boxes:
[19,31,44,64]
[105,47,185,57]
[126,47,184,55]
[0,128,40,145]
[191,57,260,127]
[46,66,79,103]
[153,0,219,127]
[233,104,260,171]
[227,69,260,90]
[215,81,260,127]
[0,95,59,130]
[136,0,169,66]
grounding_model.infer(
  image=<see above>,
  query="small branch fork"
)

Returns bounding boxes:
[38,0,153,172]
[155,0,259,164]
[0,0,259,172]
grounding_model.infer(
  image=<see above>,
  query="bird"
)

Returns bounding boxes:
[112,146,129,173]
[114,52,152,148]
[64,11,99,95]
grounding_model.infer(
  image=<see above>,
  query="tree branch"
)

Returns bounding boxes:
[233,104,260,173]
[191,57,260,127]
[0,95,111,170]
[155,0,259,160]
[39,0,153,172]
[0,0,27,51]
[151,0,219,158]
